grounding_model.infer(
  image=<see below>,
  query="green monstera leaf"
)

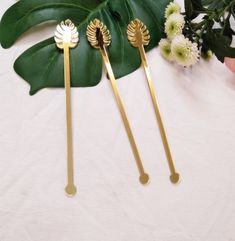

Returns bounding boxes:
[0,0,170,95]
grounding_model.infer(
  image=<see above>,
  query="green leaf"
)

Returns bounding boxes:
[184,0,203,20]
[222,15,235,40]
[0,0,107,48]
[0,0,171,95]
[202,30,235,62]
[202,0,231,10]
[184,0,194,20]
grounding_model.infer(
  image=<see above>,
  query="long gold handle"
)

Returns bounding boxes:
[64,44,77,196]
[100,46,149,185]
[139,45,180,184]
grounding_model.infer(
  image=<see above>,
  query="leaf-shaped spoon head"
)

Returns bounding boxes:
[86,19,111,49]
[54,19,79,49]
[127,19,150,48]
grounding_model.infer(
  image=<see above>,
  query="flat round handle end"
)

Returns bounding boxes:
[65,185,77,197]
[170,173,180,184]
[139,173,150,185]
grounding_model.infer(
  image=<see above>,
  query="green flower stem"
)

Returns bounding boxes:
[219,0,235,18]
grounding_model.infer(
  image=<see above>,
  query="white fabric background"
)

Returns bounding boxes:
[1,1,235,241]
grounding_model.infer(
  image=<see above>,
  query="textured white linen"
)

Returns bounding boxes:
[0,1,235,241]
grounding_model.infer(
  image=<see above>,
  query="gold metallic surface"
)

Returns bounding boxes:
[87,19,111,49]
[127,19,150,48]
[87,19,149,185]
[127,19,180,184]
[54,20,79,196]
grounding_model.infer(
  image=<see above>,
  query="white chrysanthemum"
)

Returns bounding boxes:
[165,2,181,18]
[171,35,200,67]
[165,13,185,40]
[159,38,173,62]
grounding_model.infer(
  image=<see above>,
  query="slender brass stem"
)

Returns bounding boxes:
[138,45,180,184]
[64,44,77,196]
[100,46,149,185]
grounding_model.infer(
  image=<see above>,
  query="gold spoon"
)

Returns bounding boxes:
[127,19,180,184]
[87,19,149,185]
[54,19,79,196]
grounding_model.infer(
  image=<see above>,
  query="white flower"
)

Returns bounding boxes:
[159,38,173,62]
[171,35,200,67]
[165,2,181,18]
[165,13,185,40]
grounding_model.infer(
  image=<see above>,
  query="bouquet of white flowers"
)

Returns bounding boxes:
[160,0,235,69]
